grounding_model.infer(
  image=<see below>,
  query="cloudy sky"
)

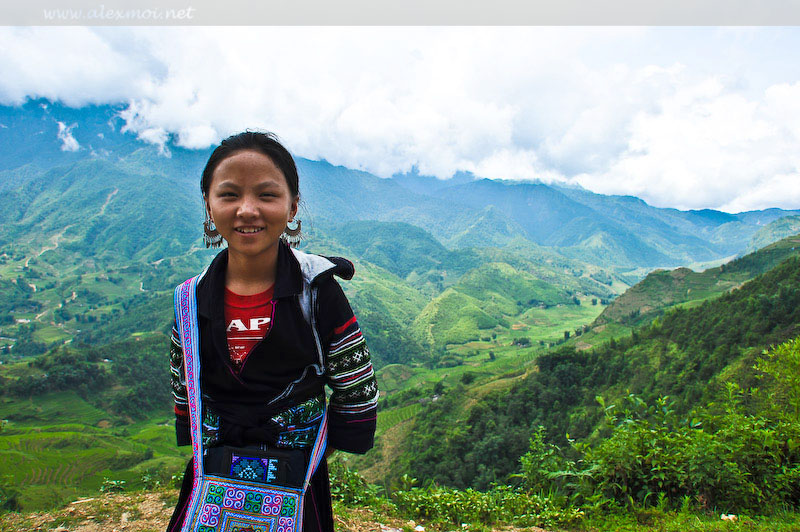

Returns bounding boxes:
[2,26,800,213]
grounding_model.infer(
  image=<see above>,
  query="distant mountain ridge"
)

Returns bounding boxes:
[3,99,800,273]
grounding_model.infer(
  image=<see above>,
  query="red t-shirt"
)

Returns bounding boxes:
[223,285,274,370]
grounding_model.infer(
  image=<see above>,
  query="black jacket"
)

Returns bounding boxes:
[171,240,378,454]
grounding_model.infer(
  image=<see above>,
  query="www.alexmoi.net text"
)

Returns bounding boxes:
[42,5,196,21]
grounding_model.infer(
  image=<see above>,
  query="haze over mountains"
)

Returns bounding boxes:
[3,99,799,273]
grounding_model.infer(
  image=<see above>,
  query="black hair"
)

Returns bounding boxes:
[201,131,299,199]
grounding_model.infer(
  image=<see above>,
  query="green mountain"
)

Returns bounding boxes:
[5,100,800,273]
[389,253,800,490]
[412,287,502,350]
[421,178,800,268]
[329,221,478,284]
[593,232,800,329]
[3,159,196,262]
[0,146,623,368]
[746,215,800,254]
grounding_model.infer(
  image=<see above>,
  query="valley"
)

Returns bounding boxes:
[3,101,800,529]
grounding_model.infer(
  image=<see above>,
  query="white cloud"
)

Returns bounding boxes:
[577,74,800,210]
[0,27,157,106]
[721,173,800,213]
[1,26,800,212]
[56,121,80,152]
[177,124,218,150]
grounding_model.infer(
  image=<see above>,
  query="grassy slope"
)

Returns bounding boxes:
[0,390,189,511]
[575,233,800,350]
[381,254,800,492]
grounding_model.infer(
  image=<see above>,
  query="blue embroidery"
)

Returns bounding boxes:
[230,457,267,482]
[266,458,278,483]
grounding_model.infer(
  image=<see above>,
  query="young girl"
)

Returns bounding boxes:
[167,131,378,531]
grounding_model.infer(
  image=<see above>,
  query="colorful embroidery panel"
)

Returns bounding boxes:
[188,475,301,531]
[271,394,324,449]
[229,455,279,484]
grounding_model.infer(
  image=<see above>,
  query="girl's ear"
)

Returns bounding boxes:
[290,196,299,221]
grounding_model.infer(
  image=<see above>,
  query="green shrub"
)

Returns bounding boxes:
[328,458,384,507]
[99,477,126,493]
[755,336,800,421]
[394,484,583,527]
[576,387,800,512]
[0,475,20,512]
[519,425,571,493]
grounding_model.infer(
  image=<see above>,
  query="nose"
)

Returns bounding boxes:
[237,194,258,218]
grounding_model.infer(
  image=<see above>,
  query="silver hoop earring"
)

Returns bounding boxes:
[203,215,224,248]
[281,219,302,248]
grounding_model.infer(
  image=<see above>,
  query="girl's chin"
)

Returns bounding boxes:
[226,237,281,256]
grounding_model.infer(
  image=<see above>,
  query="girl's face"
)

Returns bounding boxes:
[205,150,298,259]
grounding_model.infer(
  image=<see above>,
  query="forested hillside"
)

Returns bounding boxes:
[393,254,800,490]
[594,233,800,328]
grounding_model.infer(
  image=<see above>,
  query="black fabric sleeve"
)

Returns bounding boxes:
[316,278,378,454]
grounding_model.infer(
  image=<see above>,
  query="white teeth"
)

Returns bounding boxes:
[237,228,263,233]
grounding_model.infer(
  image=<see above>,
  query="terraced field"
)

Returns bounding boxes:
[376,403,421,436]
[0,391,108,426]
[0,392,188,511]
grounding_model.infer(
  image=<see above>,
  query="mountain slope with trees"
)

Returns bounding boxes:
[593,232,800,328]
[391,253,800,490]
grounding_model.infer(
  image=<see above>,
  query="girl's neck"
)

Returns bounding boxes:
[225,247,278,296]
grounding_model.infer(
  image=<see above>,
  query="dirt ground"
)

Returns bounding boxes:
[0,492,174,532]
[0,491,550,532]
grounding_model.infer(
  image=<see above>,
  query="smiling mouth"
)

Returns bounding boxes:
[236,227,264,234]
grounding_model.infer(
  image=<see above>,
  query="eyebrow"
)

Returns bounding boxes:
[215,180,283,189]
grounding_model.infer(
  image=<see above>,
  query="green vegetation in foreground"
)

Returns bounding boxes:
[320,336,800,531]
[390,255,800,491]
[3,487,800,532]
[575,509,800,532]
